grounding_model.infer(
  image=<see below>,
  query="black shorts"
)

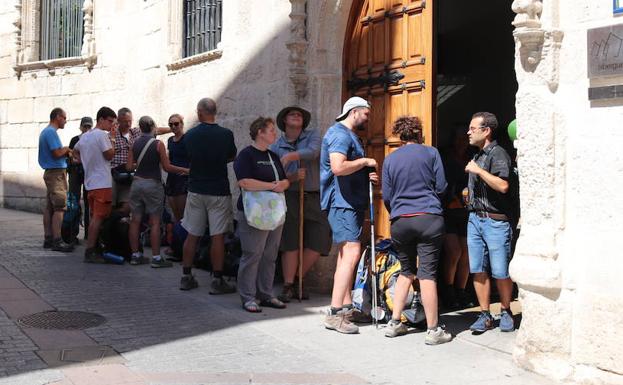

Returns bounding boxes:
[165,173,188,197]
[390,214,445,280]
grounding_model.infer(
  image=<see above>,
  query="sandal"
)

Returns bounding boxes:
[243,300,262,313]
[259,298,287,309]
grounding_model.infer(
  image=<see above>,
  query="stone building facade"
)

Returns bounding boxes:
[0,1,622,383]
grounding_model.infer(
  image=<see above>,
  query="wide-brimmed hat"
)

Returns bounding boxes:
[276,106,311,131]
[336,96,370,121]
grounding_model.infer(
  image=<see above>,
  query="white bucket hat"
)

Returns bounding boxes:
[336,96,371,121]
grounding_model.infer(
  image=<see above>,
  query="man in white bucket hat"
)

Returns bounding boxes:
[320,96,378,334]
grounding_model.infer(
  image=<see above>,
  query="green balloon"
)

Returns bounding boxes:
[508,119,517,141]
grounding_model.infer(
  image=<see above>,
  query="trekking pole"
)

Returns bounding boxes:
[369,179,378,329]
[298,169,305,302]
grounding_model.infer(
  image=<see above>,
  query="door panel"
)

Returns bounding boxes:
[343,0,434,239]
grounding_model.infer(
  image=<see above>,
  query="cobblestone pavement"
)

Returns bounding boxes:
[0,208,554,385]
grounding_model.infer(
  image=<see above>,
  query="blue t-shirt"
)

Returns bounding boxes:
[184,123,237,196]
[167,135,189,168]
[38,125,67,169]
[381,143,447,220]
[233,145,287,211]
[320,122,369,211]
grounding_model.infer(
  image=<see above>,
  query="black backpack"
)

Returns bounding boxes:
[61,191,81,244]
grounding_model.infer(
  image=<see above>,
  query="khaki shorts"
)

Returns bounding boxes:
[181,192,232,236]
[129,178,164,217]
[43,169,68,211]
[112,179,131,206]
[280,191,332,255]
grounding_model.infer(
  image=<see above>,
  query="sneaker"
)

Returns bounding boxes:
[150,257,173,268]
[469,311,495,332]
[180,275,199,291]
[323,313,359,334]
[343,308,373,324]
[43,237,53,249]
[425,326,453,345]
[384,319,408,338]
[499,309,515,332]
[130,254,143,265]
[51,239,74,252]
[83,248,106,264]
[277,284,294,303]
[209,277,236,295]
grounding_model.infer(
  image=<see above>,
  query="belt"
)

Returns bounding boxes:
[474,211,509,221]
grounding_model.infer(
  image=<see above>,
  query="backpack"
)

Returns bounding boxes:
[99,212,136,259]
[61,191,81,244]
[352,239,426,326]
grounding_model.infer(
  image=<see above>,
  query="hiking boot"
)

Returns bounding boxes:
[469,312,495,332]
[180,275,199,291]
[324,313,359,334]
[384,319,408,338]
[150,257,173,268]
[499,309,515,332]
[277,284,294,303]
[83,248,106,264]
[343,308,372,324]
[209,277,236,295]
[130,254,143,265]
[51,238,74,252]
[425,326,453,345]
[43,237,53,249]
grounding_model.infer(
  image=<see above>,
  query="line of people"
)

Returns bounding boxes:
[37,96,517,344]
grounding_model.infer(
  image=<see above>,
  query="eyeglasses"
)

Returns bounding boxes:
[168,122,181,128]
[468,125,487,133]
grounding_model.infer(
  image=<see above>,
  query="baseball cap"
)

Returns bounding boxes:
[336,96,371,121]
[80,116,93,127]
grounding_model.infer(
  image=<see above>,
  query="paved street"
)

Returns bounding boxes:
[0,208,553,385]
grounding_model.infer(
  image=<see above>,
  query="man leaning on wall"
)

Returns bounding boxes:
[38,107,74,252]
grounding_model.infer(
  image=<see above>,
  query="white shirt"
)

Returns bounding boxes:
[74,127,113,190]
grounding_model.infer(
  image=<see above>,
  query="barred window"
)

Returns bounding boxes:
[184,0,223,58]
[40,0,84,60]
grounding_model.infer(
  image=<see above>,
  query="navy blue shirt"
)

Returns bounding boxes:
[320,123,369,211]
[381,143,447,220]
[233,145,287,211]
[184,123,237,196]
[167,135,189,168]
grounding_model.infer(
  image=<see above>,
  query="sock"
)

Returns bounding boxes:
[330,306,342,315]
[428,324,438,331]
[390,318,401,325]
[132,252,141,258]
[501,308,512,314]
[183,266,192,275]
[482,310,492,317]
[213,271,223,279]
[342,303,354,310]
[152,255,161,261]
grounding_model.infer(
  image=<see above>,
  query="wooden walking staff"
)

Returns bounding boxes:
[298,167,305,302]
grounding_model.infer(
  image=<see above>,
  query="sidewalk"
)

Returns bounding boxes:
[0,208,553,385]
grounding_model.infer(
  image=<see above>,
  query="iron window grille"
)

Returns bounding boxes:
[184,0,222,58]
[40,0,84,60]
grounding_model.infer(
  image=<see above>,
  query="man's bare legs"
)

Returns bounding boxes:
[330,241,360,309]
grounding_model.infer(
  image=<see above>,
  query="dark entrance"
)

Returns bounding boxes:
[435,1,517,152]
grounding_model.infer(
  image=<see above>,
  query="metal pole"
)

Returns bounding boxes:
[369,179,378,328]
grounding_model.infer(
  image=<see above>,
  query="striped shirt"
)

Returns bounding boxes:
[467,141,512,215]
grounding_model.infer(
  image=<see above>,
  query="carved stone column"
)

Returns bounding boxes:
[287,0,309,103]
[81,0,96,69]
[509,0,573,380]
[13,0,22,69]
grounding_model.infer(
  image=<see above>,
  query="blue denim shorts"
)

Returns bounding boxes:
[326,208,364,244]
[467,212,512,279]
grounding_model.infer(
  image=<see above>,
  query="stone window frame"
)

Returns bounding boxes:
[166,0,223,72]
[13,0,97,78]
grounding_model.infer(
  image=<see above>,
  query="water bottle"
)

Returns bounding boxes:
[102,252,125,265]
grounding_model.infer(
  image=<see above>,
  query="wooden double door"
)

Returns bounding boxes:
[343,0,433,239]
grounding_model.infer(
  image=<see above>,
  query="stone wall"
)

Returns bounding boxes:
[510,1,623,383]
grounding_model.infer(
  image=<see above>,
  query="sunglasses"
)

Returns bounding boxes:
[168,122,181,128]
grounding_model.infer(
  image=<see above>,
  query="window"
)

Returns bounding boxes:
[184,0,222,58]
[40,0,85,60]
